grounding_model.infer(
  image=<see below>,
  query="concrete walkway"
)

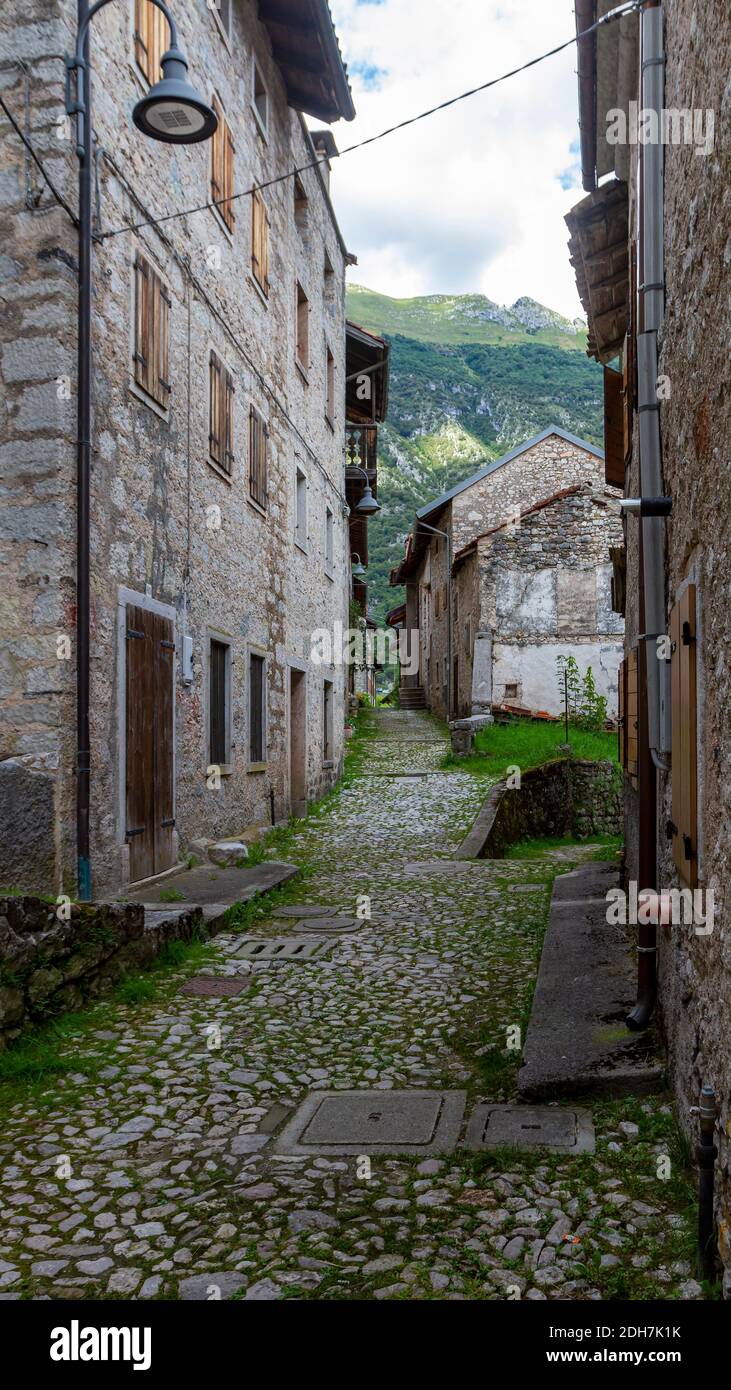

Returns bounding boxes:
[0,710,698,1301]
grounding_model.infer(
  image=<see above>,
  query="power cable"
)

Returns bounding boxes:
[98,1,641,242]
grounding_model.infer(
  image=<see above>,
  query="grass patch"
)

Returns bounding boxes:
[505,833,623,860]
[157,886,186,903]
[443,719,618,777]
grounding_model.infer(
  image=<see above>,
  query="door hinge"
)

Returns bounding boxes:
[682,621,695,646]
[127,628,145,640]
[683,833,694,862]
[666,819,677,839]
[161,817,176,828]
[126,826,145,838]
[161,639,175,650]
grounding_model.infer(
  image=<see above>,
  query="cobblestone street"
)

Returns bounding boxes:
[0,712,697,1302]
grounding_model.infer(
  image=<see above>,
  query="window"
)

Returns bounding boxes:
[603,364,624,487]
[325,505,334,574]
[323,680,333,763]
[296,282,309,372]
[249,651,266,765]
[504,682,518,700]
[325,344,335,422]
[133,253,170,410]
[209,638,230,768]
[249,405,268,509]
[251,188,270,296]
[210,0,231,41]
[209,350,234,475]
[252,58,268,136]
[295,466,307,547]
[670,586,698,886]
[324,251,335,304]
[294,175,308,233]
[134,0,169,85]
[210,95,235,233]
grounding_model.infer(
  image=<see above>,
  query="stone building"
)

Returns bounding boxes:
[568,0,731,1292]
[391,427,624,721]
[0,0,356,896]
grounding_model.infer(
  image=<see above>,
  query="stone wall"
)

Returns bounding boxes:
[0,2,351,896]
[0,894,207,1047]
[471,759,622,859]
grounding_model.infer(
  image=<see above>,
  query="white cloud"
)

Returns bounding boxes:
[323,0,586,317]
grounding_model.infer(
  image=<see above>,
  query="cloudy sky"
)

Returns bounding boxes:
[325,0,586,318]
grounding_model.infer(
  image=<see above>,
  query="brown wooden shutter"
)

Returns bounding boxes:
[604,364,625,487]
[223,125,235,231]
[626,644,639,783]
[249,406,267,508]
[209,351,222,466]
[224,370,235,470]
[134,255,170,408]
[670,586,698,886]
[134,0,169,84]
[622,653,628,767]
[153,612,175,873]
[252,190,269,295]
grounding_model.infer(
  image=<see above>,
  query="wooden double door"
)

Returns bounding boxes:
[125,603,175,883]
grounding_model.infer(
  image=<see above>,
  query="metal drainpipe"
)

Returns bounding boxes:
[75,0,92,901]
[692,1086,718,1281]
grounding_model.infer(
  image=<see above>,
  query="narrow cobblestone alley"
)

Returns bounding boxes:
[0,712,697,1302]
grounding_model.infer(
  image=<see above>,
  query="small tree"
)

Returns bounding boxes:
[579,665,608,732]
[556,654,582,723]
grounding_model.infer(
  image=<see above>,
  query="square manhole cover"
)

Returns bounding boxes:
[274,1089,466,1156]
[179,975,249,998]
[233,936,334,961]
[465,1105,595,1154]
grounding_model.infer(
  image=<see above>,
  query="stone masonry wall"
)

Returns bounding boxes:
[0,2,350,897]
[0,893,208,1047]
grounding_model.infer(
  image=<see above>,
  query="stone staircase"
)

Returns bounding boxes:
[398,685,427,710]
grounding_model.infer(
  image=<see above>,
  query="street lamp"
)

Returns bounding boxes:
[348,463,380,516]
[351,554,367,578]
[66,0,216,901]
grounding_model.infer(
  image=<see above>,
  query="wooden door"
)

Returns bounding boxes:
[125,604,175,882]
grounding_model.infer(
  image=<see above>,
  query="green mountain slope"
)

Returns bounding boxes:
[346,285,604,624]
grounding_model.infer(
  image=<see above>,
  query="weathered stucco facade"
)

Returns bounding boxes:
[0,0,354,896]
[393,428,623,721]
[570,0,731,1293]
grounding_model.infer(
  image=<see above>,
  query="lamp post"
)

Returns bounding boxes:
[416,519,453,719]
[66,0,216,899]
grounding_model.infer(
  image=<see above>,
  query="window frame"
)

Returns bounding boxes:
[325,504,334,578]
[251,186,270,299]
[325,340,335,425]
[294,464,308,552]
[296,281,310,377]
[209,0,233,47]
[252,56,269,139]
[323,678,334,767]
[247,646,268,770]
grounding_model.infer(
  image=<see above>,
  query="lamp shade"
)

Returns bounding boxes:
[133,48,218,144]
[356,483,380,516]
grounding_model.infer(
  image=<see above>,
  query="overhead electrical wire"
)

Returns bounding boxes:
[98,0,641,241]
[0,2,639,240]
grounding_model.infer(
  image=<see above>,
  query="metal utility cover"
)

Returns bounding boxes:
[465,1105,595,1154]
[179,975,249,997]
[274,1089,466,1156]
[272,905,337,918]
[293,915,358,935]
[233,936,334,961]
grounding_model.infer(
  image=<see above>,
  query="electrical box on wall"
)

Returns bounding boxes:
[182,634,194,684]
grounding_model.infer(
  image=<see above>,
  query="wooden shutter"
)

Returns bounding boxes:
[209,351,223,467]
[618,657,626,767]
[670,586,698,886]
[211,98,235,232]
[249,406,267,509]
[224,369,235,471]
[223,124,235,231]
[134,254,170,409]
[626,644,639,783]
[249,653,265,763]
[252,189,269,295]
[134,0,169,84]
[211,95,223,205]
[209,640,228,765]
[153,613,175,874]
[604,364,625,487]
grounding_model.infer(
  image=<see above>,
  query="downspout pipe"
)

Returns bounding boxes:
[75,0,92,901]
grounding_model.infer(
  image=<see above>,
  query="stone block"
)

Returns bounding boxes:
[0,758,56,893]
